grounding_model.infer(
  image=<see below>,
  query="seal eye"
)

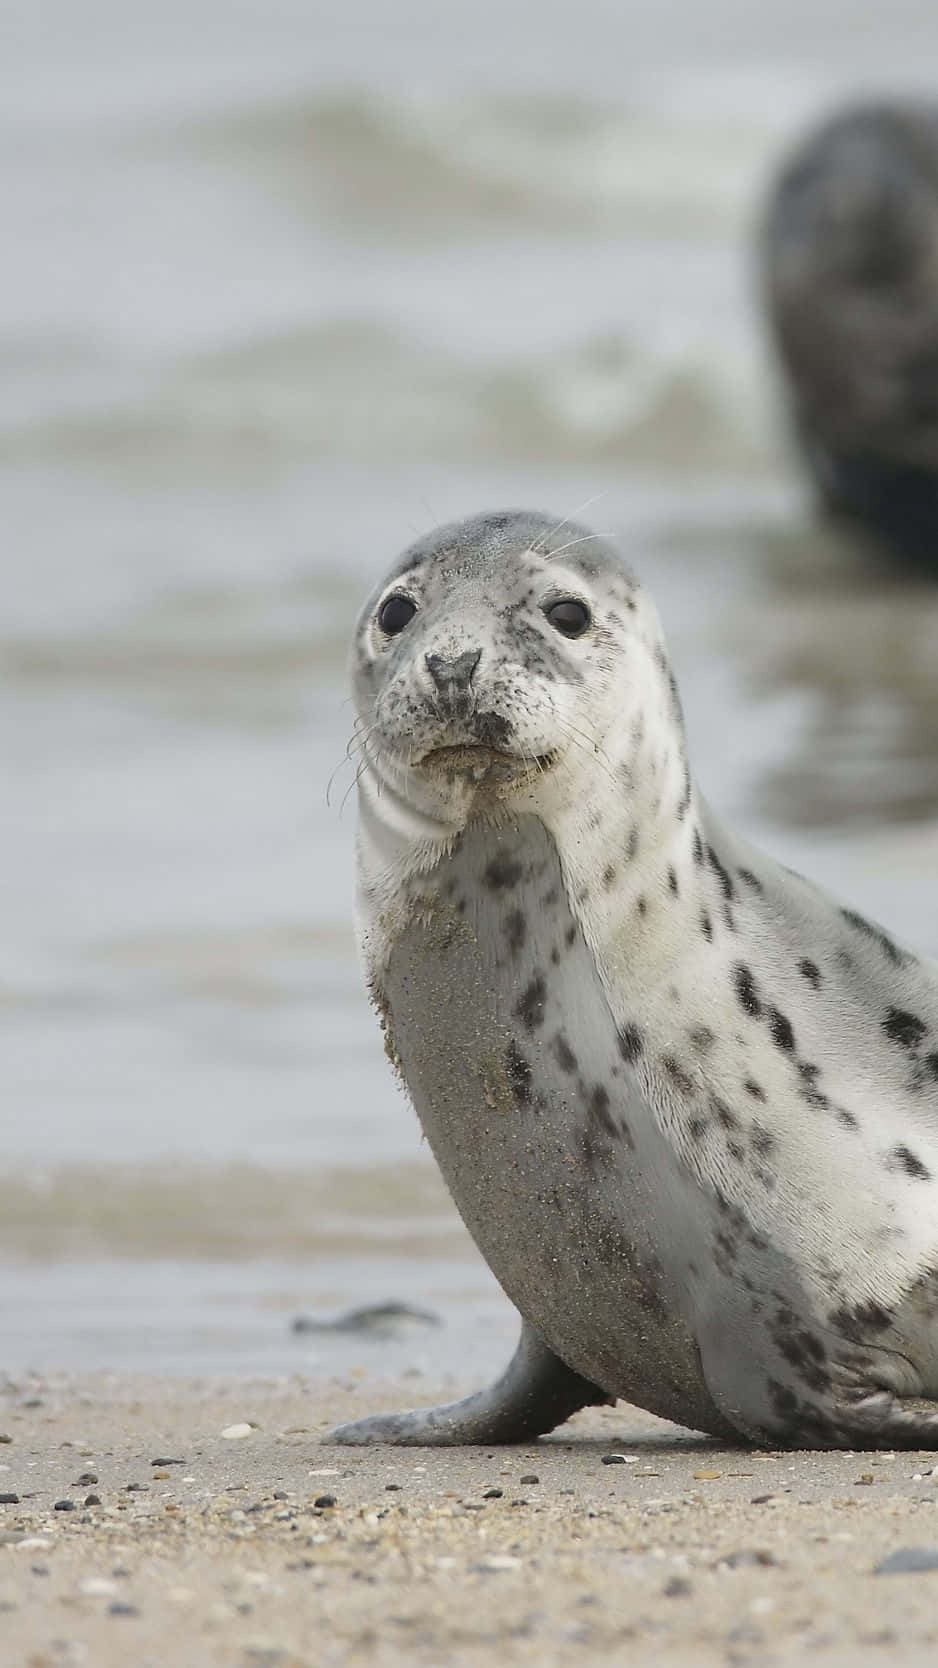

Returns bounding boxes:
[544,597,591,639]
[378,593,417,635]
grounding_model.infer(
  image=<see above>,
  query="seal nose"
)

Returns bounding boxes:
[425,648,482,695]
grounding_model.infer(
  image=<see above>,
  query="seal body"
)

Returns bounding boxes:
[331,509,938,1449]
[764,101,938,568]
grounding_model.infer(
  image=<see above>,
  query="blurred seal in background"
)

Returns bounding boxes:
[764,101,938,569]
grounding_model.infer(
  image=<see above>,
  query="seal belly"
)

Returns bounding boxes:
[382,814,728,1435]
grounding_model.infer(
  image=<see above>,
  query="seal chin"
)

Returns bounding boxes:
[416,742,557,788]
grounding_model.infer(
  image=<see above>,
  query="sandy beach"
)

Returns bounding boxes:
[4,1373,938,1667]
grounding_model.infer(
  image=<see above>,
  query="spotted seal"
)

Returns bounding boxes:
[764,101,938,568]
[329,508,938,1449]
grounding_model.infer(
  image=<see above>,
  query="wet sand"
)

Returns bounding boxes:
[4,1374,938,1665]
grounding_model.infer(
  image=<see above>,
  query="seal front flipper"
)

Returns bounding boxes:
[325,1322,612,1446]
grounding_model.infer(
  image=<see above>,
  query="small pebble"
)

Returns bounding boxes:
[272,1492,289,1501]
[54,1500,75,1512]
[150,1457,184,1466]
[473,1554,522,1573]
[693,1470,722,1481]
[719,1549,778,1569]
[108,1602,140,1617]
[221,1424,255,1441]
[125,1483,148,1493]
[0,1436,11,1445]
[384,1484,401,1492]
[855,1474,875,1486]
[74,1473,98,1487]
[519,1474,540,1486]
[663,1576,693,1597]
[313,1495,336,1509]
[482,1488,503,1499]
[600,1454,630,1467]
[0,1494,19,1505]
[84,1495,101,1507]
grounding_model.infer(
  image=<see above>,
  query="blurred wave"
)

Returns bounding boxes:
[177,88,774,235]
[0,1161,463,1261]
[1,320,770,477]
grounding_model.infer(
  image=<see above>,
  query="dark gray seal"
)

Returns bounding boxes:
[330,508,938,1449]
[764,101,938,568]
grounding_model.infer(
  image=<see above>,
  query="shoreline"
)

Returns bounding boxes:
[2,1372,938,1665]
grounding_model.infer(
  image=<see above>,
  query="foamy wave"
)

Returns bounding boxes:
[0,1161,468,1261]
[0,320,775,476]
[180,88,780,234]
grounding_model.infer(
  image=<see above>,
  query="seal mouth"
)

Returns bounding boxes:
[417,743,557,778]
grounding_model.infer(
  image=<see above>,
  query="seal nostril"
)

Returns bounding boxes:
[425,649,482,691]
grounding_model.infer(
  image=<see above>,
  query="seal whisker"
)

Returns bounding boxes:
[530,492,608,554]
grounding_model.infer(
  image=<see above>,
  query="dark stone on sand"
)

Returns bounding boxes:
[108,1603,140,1617]
[53,1499,75,1511]
[601,1454,629,1466]
[84,1494,101,1506]
[314,1494,337,1509]
[0,1494,19,1505]
[151,1457,185,1466]
[482,1487,503,1499]
[520,1473,540,1485]
[75,1473,98,1486]
[719,1548,778,1569]
[663,1575,693,1597]
[875,1546,938,1575]
[292,1302,442,1338]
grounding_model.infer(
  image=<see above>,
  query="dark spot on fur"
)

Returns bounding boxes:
[924,1052,938,1080]
[564,924,576,947]
[751,1124,775,1157]
[744,1078,766,1102]
[688,1117,709,1140]
[627,827,639,861]
[841,908,907,966]
[662,1055,694,1094]
[505,1041,532,1107]
[692,828,704,867]
[587,1083,617,1138]
[503,908,526,955]
[700,909,713,942]
[837,1108,859,1130]
[890,1143,931,1180]
[727,1139,746,1163]
[768,1008,796,1053]
[733,963,762,1019]
[689,1025,714,1054]
[712,1097,738,1131]
[798,958,822,989]
[484,855,523,892]
[515,975,547,1031]
[602,864,616,890]
[767,1379,798,1419]
[882,1008,928,1050]
[553,1034,578,1074]
[637,895,648,918]
[737,867,764,893]
[707,845,735,901]
[617,1025,644,1064]
[831,1300,893,1340]
[667,866,679,896]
